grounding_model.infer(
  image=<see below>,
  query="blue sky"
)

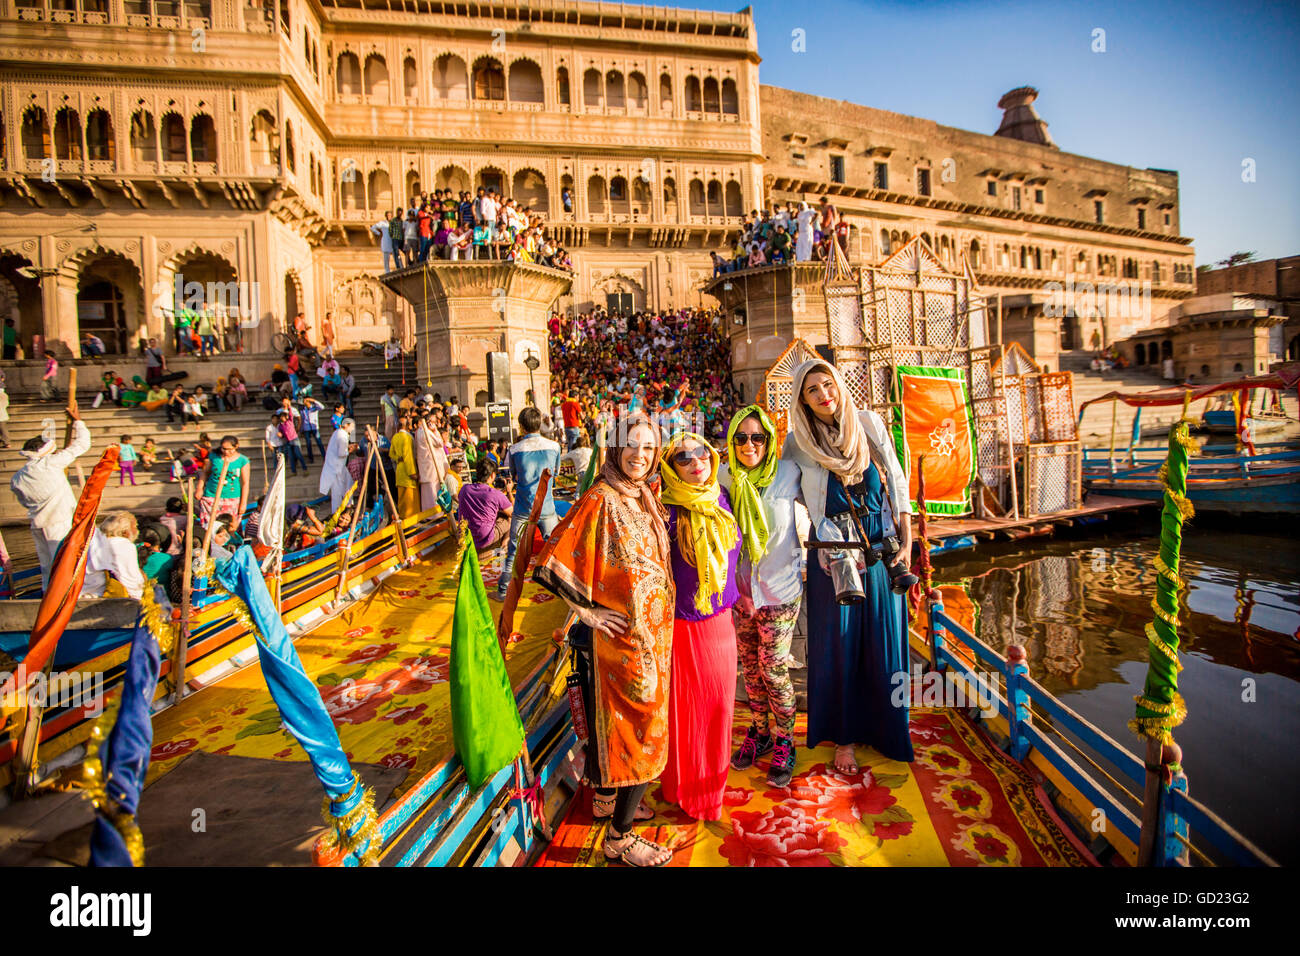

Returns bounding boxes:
[670,0,1300,265]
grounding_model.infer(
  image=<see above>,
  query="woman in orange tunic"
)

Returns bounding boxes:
[534,414,676,866]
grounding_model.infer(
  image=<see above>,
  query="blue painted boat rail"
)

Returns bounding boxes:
[925,599,1276,867]
[322,651,577,868]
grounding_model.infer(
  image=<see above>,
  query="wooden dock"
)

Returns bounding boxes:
[923,494,1154,554]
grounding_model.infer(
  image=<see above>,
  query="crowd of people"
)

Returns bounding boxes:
[374,186,574,273]
[712,196,851,276]
[546,306,743,444]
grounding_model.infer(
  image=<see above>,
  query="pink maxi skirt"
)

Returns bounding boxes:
[660,609,737,821]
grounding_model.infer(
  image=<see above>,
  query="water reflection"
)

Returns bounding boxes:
[935,528,1300,864]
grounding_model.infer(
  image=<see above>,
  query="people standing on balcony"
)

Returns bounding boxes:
[402,210,419,268]
[818,195,838,237]
[770,224,792,264]
[416,203,435,262]
[372,211,399,272]
[562,185,573,213]
[388,208,406,269]
[795,201,816,261]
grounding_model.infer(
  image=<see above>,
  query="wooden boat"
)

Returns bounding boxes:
[1083,443,1300,515]
[0,498,450,791]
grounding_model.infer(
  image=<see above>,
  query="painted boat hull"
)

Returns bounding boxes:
[1085,472,1300,514]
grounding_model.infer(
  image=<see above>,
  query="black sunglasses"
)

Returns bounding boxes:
[733,432,767,447]
[671,446,711,466]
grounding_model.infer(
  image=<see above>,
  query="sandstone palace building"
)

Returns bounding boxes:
[0,0,1196,373]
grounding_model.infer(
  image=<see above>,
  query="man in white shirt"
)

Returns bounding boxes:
[371,214,397,272]
[11,411,92,588]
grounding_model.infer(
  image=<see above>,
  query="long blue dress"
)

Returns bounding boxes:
[805,462,915,762]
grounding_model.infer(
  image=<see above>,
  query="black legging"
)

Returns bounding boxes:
[573,626,652,834]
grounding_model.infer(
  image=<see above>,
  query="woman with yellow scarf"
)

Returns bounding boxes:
[658,431,743,820]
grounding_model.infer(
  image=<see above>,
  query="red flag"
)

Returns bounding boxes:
[0,446,119,706]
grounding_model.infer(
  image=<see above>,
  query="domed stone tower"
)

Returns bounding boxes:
[995,86,1058,148]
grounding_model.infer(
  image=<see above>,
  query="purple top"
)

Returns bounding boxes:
[458,481,512,551]
[666,490,742,621]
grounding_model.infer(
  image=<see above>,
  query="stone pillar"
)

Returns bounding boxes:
[383,260,572,420]
[701,263,830,402]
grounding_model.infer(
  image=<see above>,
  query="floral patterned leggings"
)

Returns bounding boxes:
[732,596,800,741]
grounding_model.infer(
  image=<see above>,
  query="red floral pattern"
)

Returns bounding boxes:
[766,763,897,828]
[341,642,398,665]
[150,738,198,762]
[718,805,847,867]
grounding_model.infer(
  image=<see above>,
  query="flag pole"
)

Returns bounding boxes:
[331,440,375,608]
[365,423,410,565]
[65,367,85,488]
[496,469,551,657]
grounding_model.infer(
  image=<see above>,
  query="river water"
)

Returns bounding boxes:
[934,516,1300,865]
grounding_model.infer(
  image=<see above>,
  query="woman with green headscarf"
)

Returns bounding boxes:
[658,430,743,820]
[717,405,805,787]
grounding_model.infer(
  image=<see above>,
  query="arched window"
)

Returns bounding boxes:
[472,57,505,100]
[475,166,503,194]
[337,52,361,96]
[628,72,648,109]
[130,111,156,163]
[364,54,389,99]
[609,175,629,215]
[435,164,469,193]
[278,0,290,35]
[512,168,548,211]
[583,68,602,107]
[190,114,216,163]
[662,176,677,215]
[724,180,742,217]
[685,75,702,112]
[403,56,418,101]
[706,179,722,216]
[368,168,392,211]
[1152,260,1162,283]
[433,54,468,100]
[1134,343,1146,365]
[881,230,892,257]
[22,106,49,160]
[85,109,114,162]
[587,175,607,215]
[340,162,364,211]
[921,232,932,250]
[556,66,571,106]
[631,176,651,213]
[969,239,981,269]
[605,71,625,109]
[284,121,295,173]
[406,169,420,203]
[1034,248,1043,270]
[161,113,186,161]
[702,77,720,114]
[688,178,706,216]
[659,73,673,111]
[508,59,544,103]
[54,107,82,161]
[721,78,739,115]
[250,110,278,166]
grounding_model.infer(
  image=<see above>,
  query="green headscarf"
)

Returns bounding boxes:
[726,405,779,564]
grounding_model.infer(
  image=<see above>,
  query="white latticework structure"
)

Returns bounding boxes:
[760,338,822,449]
[999,342,1083,517]
[823,237,1013,516]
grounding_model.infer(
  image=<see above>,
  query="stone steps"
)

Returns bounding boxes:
[1,350,426,526]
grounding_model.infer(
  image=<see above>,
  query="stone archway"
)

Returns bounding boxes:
[591,270,646,314]
[156,245,245,353]
[59,246,145,356]
[332,273,400,349]
[0,250,41,356]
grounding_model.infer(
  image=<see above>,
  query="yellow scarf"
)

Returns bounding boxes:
[659,433,737,615]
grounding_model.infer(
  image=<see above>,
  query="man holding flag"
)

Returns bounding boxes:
[11,408,91,588]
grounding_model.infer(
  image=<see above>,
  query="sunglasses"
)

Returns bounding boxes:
[671,446,711,467]
[732,432,767,447]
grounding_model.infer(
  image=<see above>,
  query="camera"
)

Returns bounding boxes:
[814,518,865,605]
[874,535,919,595]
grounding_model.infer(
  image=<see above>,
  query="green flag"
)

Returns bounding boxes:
[449,531,525,789]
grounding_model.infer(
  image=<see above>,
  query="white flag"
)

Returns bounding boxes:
[258,454,286,570]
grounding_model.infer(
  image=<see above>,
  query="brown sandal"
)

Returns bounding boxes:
[832,744,860,775]
[603,830,672,867]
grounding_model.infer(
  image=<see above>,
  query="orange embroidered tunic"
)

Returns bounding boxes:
[534,482,675,787]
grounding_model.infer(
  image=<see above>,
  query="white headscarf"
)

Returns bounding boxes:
[789,359,875,485]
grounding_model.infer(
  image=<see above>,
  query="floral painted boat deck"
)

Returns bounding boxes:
[127,536,1094,867]
[537,710,1096,867]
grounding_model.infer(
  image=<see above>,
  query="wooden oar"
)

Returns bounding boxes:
[65,366,85,487]
[365,424,410,565]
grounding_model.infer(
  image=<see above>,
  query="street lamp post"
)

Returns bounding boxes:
[523,347,540,407]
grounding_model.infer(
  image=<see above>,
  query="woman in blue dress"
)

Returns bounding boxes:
[785,359,915,772]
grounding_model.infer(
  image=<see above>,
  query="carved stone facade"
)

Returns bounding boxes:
[0,1,1194,373]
